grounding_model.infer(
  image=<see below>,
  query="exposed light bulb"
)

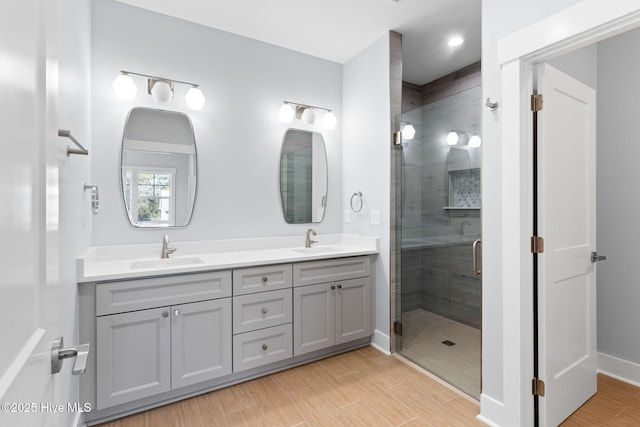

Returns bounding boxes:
[448,36,464,47]
[322,111,337,130]
[301,107,316,124]
[402,124,416,140]
[469,135,482,148]
[150,80,173,104]
[279,104,295,123]
[112,74,137,100]
[185,87,205,110]
[446,131,460,145]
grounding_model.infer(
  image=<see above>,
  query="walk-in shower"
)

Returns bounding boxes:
[394,83,482,399]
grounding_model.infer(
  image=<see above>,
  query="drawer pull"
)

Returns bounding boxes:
[262,277,268,282]
[330,285,336,290]
[162,311,169,318]
[262,344,268,351]
[261,307,268,314]
[337,284,342,289]
[174,309,180,317]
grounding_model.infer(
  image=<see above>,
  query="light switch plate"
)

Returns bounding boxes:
[370,210,381,225]
[344,209,351,223]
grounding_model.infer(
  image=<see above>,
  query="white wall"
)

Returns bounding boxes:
[596,27,640,373]
[58,0,92,425]
[481,0,582,423]
[91,0,343,245]
[343,33,391,351]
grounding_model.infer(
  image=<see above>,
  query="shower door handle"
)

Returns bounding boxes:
[472,239,482,276]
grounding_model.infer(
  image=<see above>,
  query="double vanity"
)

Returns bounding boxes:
[78,234,378,425]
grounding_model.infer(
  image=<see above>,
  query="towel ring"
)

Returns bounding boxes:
[350,191,363,213]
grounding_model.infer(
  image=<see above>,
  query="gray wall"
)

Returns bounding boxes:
[597,27,640,366]
[91,0,343,245]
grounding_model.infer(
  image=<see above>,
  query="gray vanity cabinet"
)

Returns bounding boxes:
[96,307,171,408]
[94,271,232,410]
[293,257,371,356]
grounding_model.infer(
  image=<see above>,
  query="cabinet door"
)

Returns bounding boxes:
[293,283,334,356]
[335,277,371,345]
[172,298,232,389]
[97,307,171,409]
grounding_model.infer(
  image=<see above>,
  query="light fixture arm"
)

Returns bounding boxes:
[120,70,199,88]
[282,100,332,113]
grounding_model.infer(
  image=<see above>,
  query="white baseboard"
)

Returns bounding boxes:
[371,329,390,354]
[598,352,640,387]
[477,393,503,427]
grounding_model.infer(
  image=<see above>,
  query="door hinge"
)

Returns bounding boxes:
[393,321,403,336]
[532,378,546,396]
[531,236,544,254]
[531,94,543,112]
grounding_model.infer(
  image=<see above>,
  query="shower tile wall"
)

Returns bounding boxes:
[401,85,482,328]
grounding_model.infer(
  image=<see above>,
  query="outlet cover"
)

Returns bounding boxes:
[370,210,381,225]
[344,209,351,223]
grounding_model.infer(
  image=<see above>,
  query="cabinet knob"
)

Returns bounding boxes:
[261,307,268,314]
[337,284,342,289]
[174,309,180,317]
[162,311,169,318]
[330,285,335,290]
[262,276,268,282]
[262,344,268,351]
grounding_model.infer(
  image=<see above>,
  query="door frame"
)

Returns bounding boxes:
[497,2,640,426]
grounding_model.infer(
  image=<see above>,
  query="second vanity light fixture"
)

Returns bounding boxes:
[278,101,337,130]
[112,70,206,110]
[446,130,482,148]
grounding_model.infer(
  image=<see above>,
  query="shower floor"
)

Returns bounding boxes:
[399,309,481,399]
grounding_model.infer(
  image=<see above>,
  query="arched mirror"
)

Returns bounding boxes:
[279,129,327,223]
[121,107,197,227]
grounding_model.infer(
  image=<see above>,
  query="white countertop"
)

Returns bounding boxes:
[77,234,378,283]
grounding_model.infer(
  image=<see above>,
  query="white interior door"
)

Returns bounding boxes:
[536,63,597,426]
[0,0,60,425]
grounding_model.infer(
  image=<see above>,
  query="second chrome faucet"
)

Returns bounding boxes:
[161,234,177,259]
[305,229,317,248]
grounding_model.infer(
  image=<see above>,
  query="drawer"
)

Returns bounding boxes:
[233,324,292,372]
[293,256,370,287]
[233,264,292,295]
[96,271,232,316]
[233,289,292,334]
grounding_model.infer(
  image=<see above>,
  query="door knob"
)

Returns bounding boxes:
[591,252,607,263]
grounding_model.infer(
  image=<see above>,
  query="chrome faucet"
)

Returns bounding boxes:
[305,229,317,248]
[161,234,177,259]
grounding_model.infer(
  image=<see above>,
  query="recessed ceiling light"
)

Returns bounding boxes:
[448,36,464,47]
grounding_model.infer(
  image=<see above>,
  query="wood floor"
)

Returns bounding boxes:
[97,346,484,427]
[97,347,640,427]
[561,374,640,426]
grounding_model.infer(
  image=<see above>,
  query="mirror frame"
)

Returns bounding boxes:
[120,107,198,228]
[278,128,328,224]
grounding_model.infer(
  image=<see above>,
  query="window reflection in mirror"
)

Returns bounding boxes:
[279,129,327,224]
[121,108,197,227]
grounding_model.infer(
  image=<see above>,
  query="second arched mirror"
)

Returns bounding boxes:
[279,129,327,224]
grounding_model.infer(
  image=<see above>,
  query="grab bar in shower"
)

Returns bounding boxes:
[472,239,482,276]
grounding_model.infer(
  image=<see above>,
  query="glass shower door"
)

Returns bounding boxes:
[394,86,482,399]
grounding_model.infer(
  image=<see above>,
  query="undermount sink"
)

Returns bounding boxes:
[292,246,338,254]
[130,256,204,270]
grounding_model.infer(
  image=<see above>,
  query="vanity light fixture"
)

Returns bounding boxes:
[113,71,206,110]
[400,122,416,140]
[278,101,337,130]
[447,130,482,147]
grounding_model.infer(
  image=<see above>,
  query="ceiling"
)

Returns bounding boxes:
[115,0,481,86]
